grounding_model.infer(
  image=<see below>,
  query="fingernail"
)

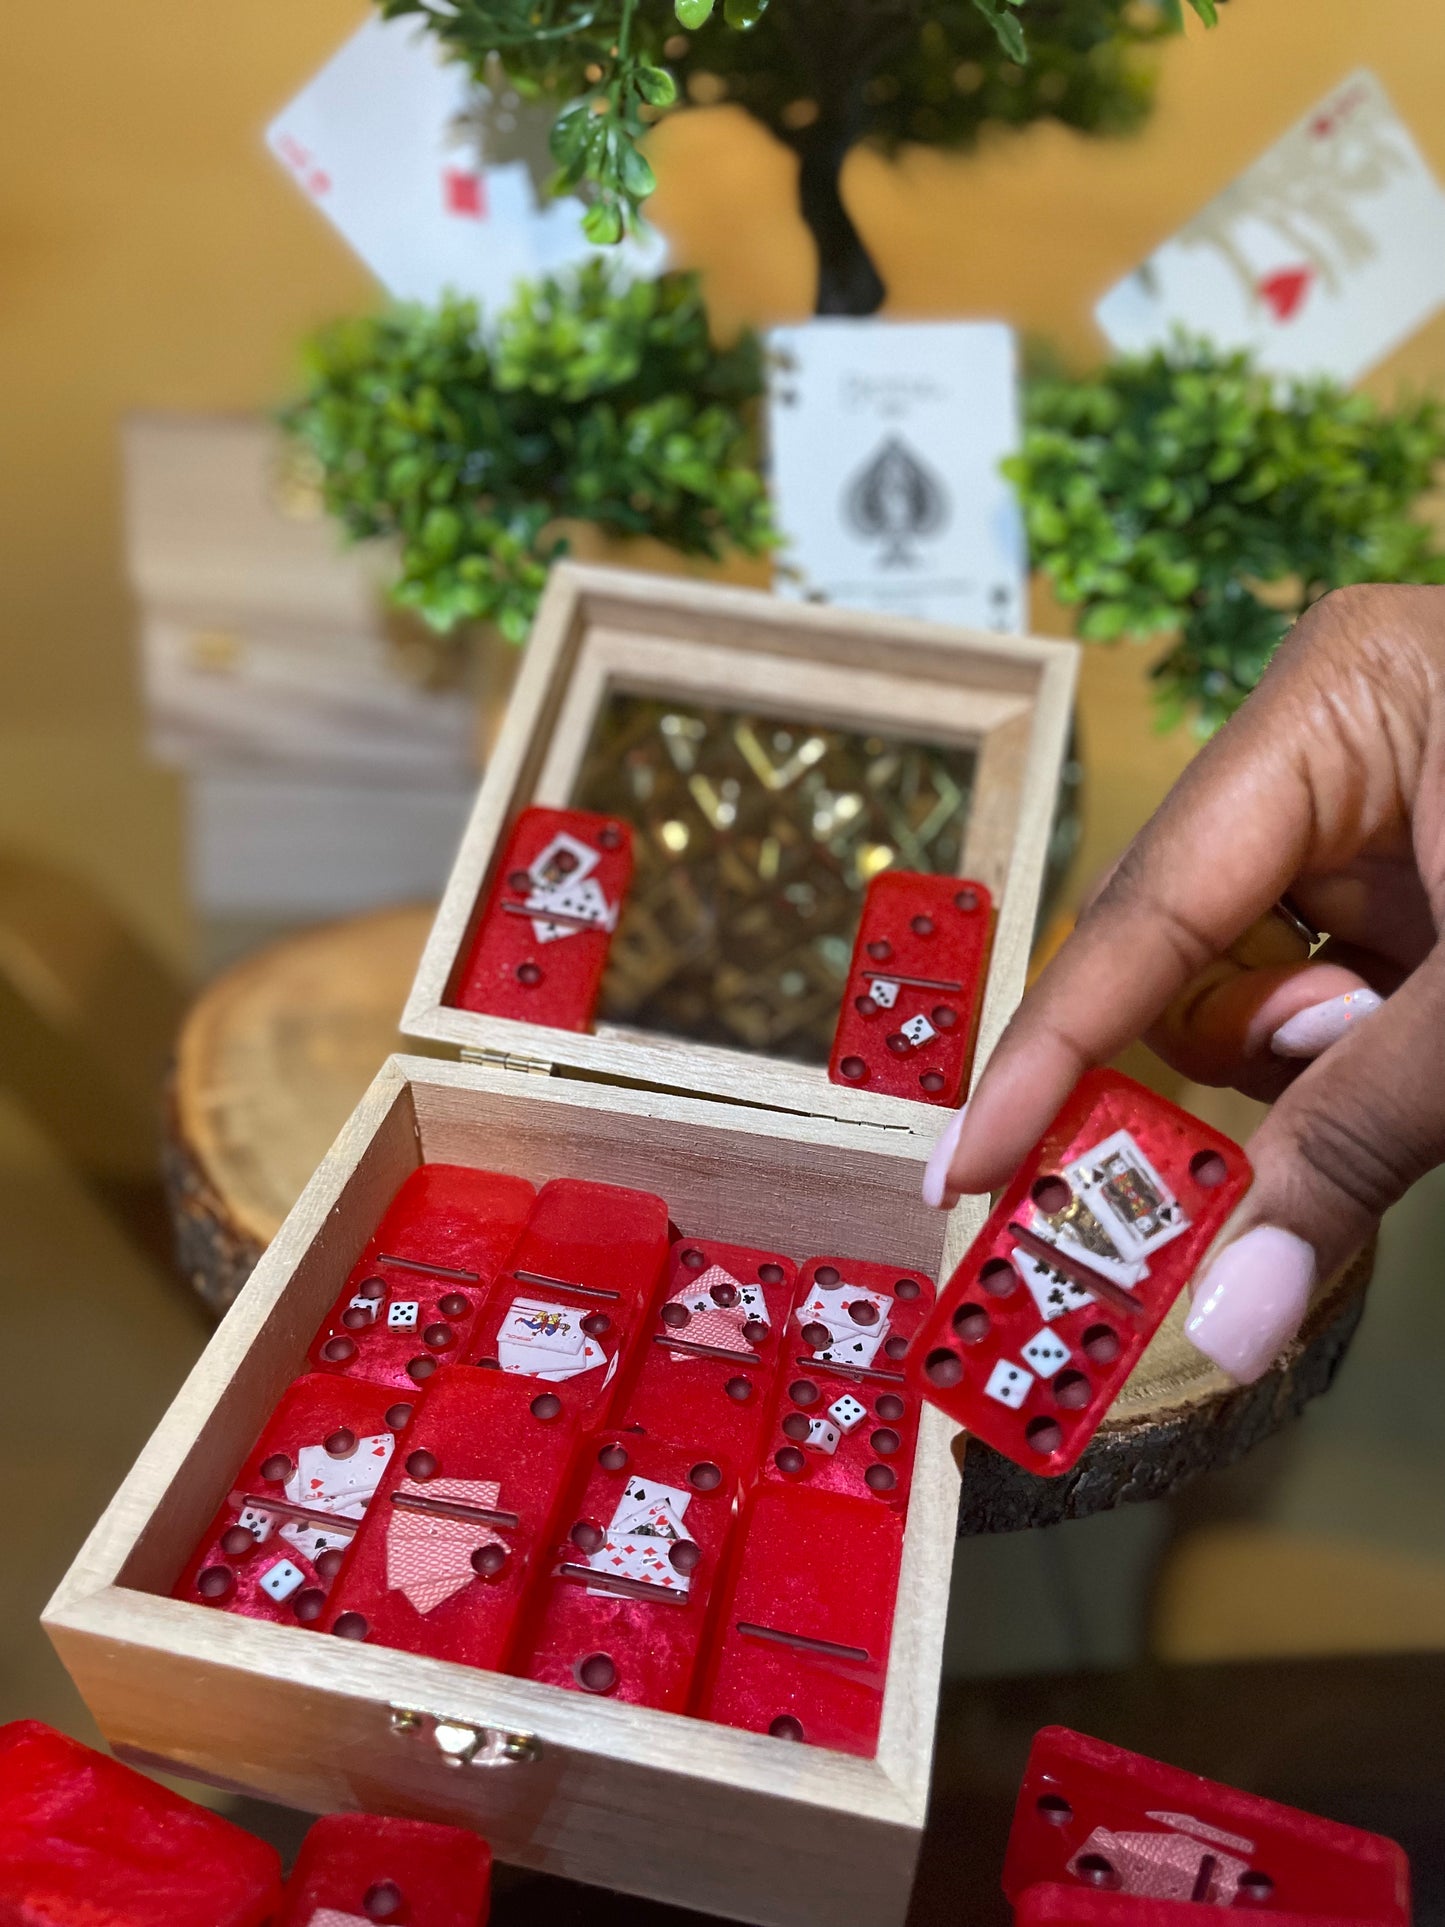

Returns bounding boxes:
[921,1104,968,1210]
[1184,1225,1316,1384]
[1270,988,1382,1059]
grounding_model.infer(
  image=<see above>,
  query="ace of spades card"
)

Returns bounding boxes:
[1096,69,1445,384]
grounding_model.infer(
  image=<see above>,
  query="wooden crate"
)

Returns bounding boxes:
[46,566,1079,1924]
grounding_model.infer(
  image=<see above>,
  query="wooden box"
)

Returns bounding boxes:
[45,567,1078,1926]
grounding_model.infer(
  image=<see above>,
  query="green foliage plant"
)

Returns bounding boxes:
[280,262,774,643]
[379,0,1218,314]
[1006,338,1445,734]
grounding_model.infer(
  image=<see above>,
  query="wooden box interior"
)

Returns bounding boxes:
[45,1055,982,1927]
[404,565,1077,1134]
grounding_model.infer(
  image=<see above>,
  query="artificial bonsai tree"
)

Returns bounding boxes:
[281,261,774,642]
[379,0,1219,315]
[1006,338,1445,734]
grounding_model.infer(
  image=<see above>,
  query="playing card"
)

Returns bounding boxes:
[1025,1192,1148,1287]
[586,1530,689,1596]
[292,1433,394,1510]
[508,1335,609,1382]
[1016,1246,1096,1323]
[280,1518,356,1564]
[1065,1129,1188,1263]
[610,1476,692,1538]
[813,1329,886,1370]
[526,875,616,944]
[1096,70,1445,384]
[528,830,600,889]
[799,1281,892,1336]
[768,320,1026,631]
[497,1297,585,1358]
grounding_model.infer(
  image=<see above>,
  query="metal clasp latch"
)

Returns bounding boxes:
[390,1705,540,1767]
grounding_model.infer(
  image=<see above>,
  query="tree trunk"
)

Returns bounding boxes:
[792,119,886,317]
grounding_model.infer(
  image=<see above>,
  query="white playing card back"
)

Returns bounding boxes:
[1096,70,1445,384]
[767,321,1027,632]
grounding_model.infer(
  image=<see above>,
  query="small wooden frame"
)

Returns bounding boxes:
[46,1056,988,1927]
[403,566,1077,1133]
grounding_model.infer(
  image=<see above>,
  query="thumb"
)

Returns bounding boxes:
[1183,941,1445,1383]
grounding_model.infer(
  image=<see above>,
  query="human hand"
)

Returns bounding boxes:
[922,585,1445,1382]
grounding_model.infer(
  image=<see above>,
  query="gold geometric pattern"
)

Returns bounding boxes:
[569,694,977,1064]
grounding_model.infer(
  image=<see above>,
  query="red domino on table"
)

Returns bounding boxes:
[616,1238,798,1464]
[763,1255,935,1510]
[696,1483,903,1758]
[514,1431,740,1711]
[449,806,633,1030]
[308,1164,536,1393]
[828,870,993,1107]
[0,1720,281,1926]
[174,1373,415,1626]
[1004,1727,1410,1924]
[318,1366,581,1668]
[277,1812,490,1926]
[907,1069,1251,1475]
[1013,1886,1380,1926]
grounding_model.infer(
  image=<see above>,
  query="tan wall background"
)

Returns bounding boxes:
[5,0,1445,974]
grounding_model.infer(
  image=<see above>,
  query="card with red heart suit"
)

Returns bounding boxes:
[309,1164,535,1392]
[828,870,993,1106]
[317,1366,580,1670]
[275,1812,491,1927]
[907,1069,1251,1475]
[471,1178,671,1424]
[513,1433,740,1712]
[1004,1727,1409,1924]
[1013,1887,1385,1927]
[695,1483,903,1758]
[615,1239,798,1464]
[763,1256,935,1509]
[0,1720,282,1926]
[174,1374,413,1627]
[448,805,633,1031]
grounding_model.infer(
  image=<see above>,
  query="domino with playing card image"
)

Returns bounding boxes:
[1004,1726,1410,1924]
[319,1367,581,1670]
[273,1811,491,1927]
[615,1238,798,1464]
[829,870,994,1106]
[906,1069,1252,1475]
[308,1163,535,1392]
[449,806,634,1030]
[513,1432,739,1711]
[694,1483,903,1757]
[174,1374,412,1626]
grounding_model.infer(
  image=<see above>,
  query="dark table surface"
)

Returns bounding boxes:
[238,1652,1445,1924]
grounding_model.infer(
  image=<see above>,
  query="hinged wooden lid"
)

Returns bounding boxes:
[404,565,1078,1139]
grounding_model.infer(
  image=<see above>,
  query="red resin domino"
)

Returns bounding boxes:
[907,1070,1251,1475]
[1004,1727,1409,1923]
[471,1178,671,1424]
[0,1720,281,1926]
[174,1374,414,1626]
[318,1367,580,1668]
[309,1164,535,1393]
[829,870,993,1106]
[1014,1889,1376,1927]
[696,1484,903,1757]
[514,1432,740,1711]
[277,1812,490,1926]
[616,1238,798,1464]
[763,1255,935,1509]
[449,806,633,1030]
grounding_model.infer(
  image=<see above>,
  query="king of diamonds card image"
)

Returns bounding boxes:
[174,1375,414,1626]
[514,1435,739,1711]
[309,1163,535,1391]
[906,1069,1251,1475]
[448,806,633,1031]
[1004,1727,1410,1925]
[765,1257,935,1509]
[615,1239,798,1464]
[319,1369,581,1670]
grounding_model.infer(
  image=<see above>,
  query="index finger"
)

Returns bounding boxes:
[933,701,1315,1200]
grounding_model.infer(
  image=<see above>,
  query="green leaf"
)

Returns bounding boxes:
[618,138,657,200]
[634,63,677,107]
[582,199,624,244]
[1186,0,1219,22]
[723,0,768,26]
[674,0,715,27]
[972,0,1028,64]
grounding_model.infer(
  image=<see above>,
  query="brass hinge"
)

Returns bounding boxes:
[459,1045,554,1077]
[390,1705,540,1767]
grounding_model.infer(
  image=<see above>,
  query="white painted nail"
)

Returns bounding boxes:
[1184,1224,1316,1384]
[1270,988,1382,1059]
[921,1104,968,1210]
